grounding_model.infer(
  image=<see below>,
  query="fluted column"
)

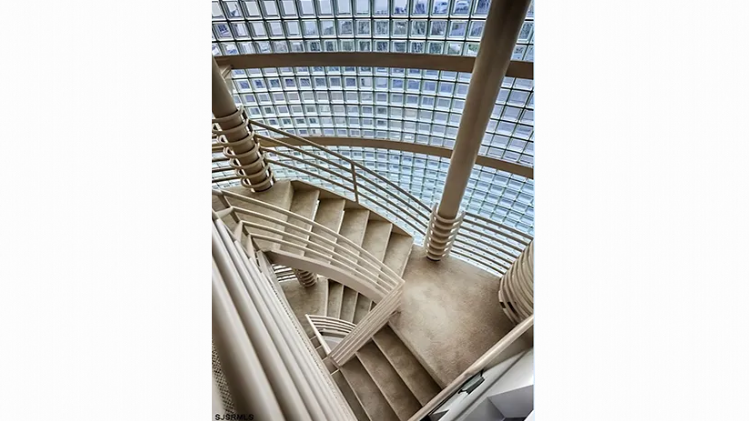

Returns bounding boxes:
[212,57,273,191]
[425,0,532,260]
[293,269,317,287]
[499,241,533,324]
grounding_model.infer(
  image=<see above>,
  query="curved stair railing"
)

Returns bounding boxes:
[212,213,356,420]
[213,189,404,300]
[450,212,534,276]
[213,189,405,366]
[307,315,357,337]
[212,115,534,277]
[306,315,357,357]
[213,113,431,240]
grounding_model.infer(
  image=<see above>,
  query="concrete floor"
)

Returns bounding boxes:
[390,245,524,387]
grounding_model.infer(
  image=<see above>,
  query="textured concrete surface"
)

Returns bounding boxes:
[351,294,372,324]
[339,286,358,323]
[340,357,399,421]
[360,220,392,261]
[383,233,414,277]
[373,325,441,406]
[221,181,294,251]
[356,341,422,420]
[306,199,346,261]
[326,281,344,319]
[332,371,371,421]
[390,245,518,387]
[280,277,327,337]
[279,188,319,254]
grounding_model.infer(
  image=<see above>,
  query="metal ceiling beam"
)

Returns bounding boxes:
[260,136,533,179]
[215,53,533,79]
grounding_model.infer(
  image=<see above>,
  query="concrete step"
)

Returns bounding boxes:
[334,209,370,271]
[340,357,399,421]
[221,180,295,251]
[305,199,346,263]
[279,189,320,254]
[382,233,415,277]
[332,370,371,421]
[356,341,422,420]
[324,357,337,374]
[361,220,393,261]
[315,345,326,359]
[339,286,359,323]
[327,281,344,319]
[352,295,372,324]
[373,325,441,406]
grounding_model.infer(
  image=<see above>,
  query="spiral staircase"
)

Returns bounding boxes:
[213,163,535,420]
[210,0,535,415]
[213,179,443,420]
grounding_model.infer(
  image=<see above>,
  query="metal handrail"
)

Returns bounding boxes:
[213,120,535,278]
[216,189,405,286]
[246,118,431,235]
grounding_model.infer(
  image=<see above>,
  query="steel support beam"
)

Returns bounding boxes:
[426,0,532,261]
[215,53,534,80]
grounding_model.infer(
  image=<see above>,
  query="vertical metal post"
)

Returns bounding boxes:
[425,0,531,261]
[212,57,273,191]
[350,161,360,204]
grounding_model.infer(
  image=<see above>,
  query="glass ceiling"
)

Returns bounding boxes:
[212,0,534,59]
[211,0,534,235]
[212,146,534,236]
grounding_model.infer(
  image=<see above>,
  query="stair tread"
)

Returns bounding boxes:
[280,189,320,254]
[307,199,347,261]
[373,325,442,406]
[352,295,372,324]
[356,342,422,420]
[382,233,414,278]
[338,209,371,246]
[315,345,326,358]
[332,370,372,421]
[361,220,393,261]
[340,357,399,421]
[324,357,337,374]
[339,286,359,323]
[333,209,370,274]
[223,180,295,251]
[311,199,346,233]
[327,281,344,319]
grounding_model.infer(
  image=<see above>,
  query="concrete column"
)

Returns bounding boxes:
[426,0,531,260]
[499,241,533,324]
[212,57,273,191]
[293,269,317,287]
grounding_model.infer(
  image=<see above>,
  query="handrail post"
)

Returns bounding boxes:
[425,0,531,261]
[350,161,360,204]
[212,57,273,192]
